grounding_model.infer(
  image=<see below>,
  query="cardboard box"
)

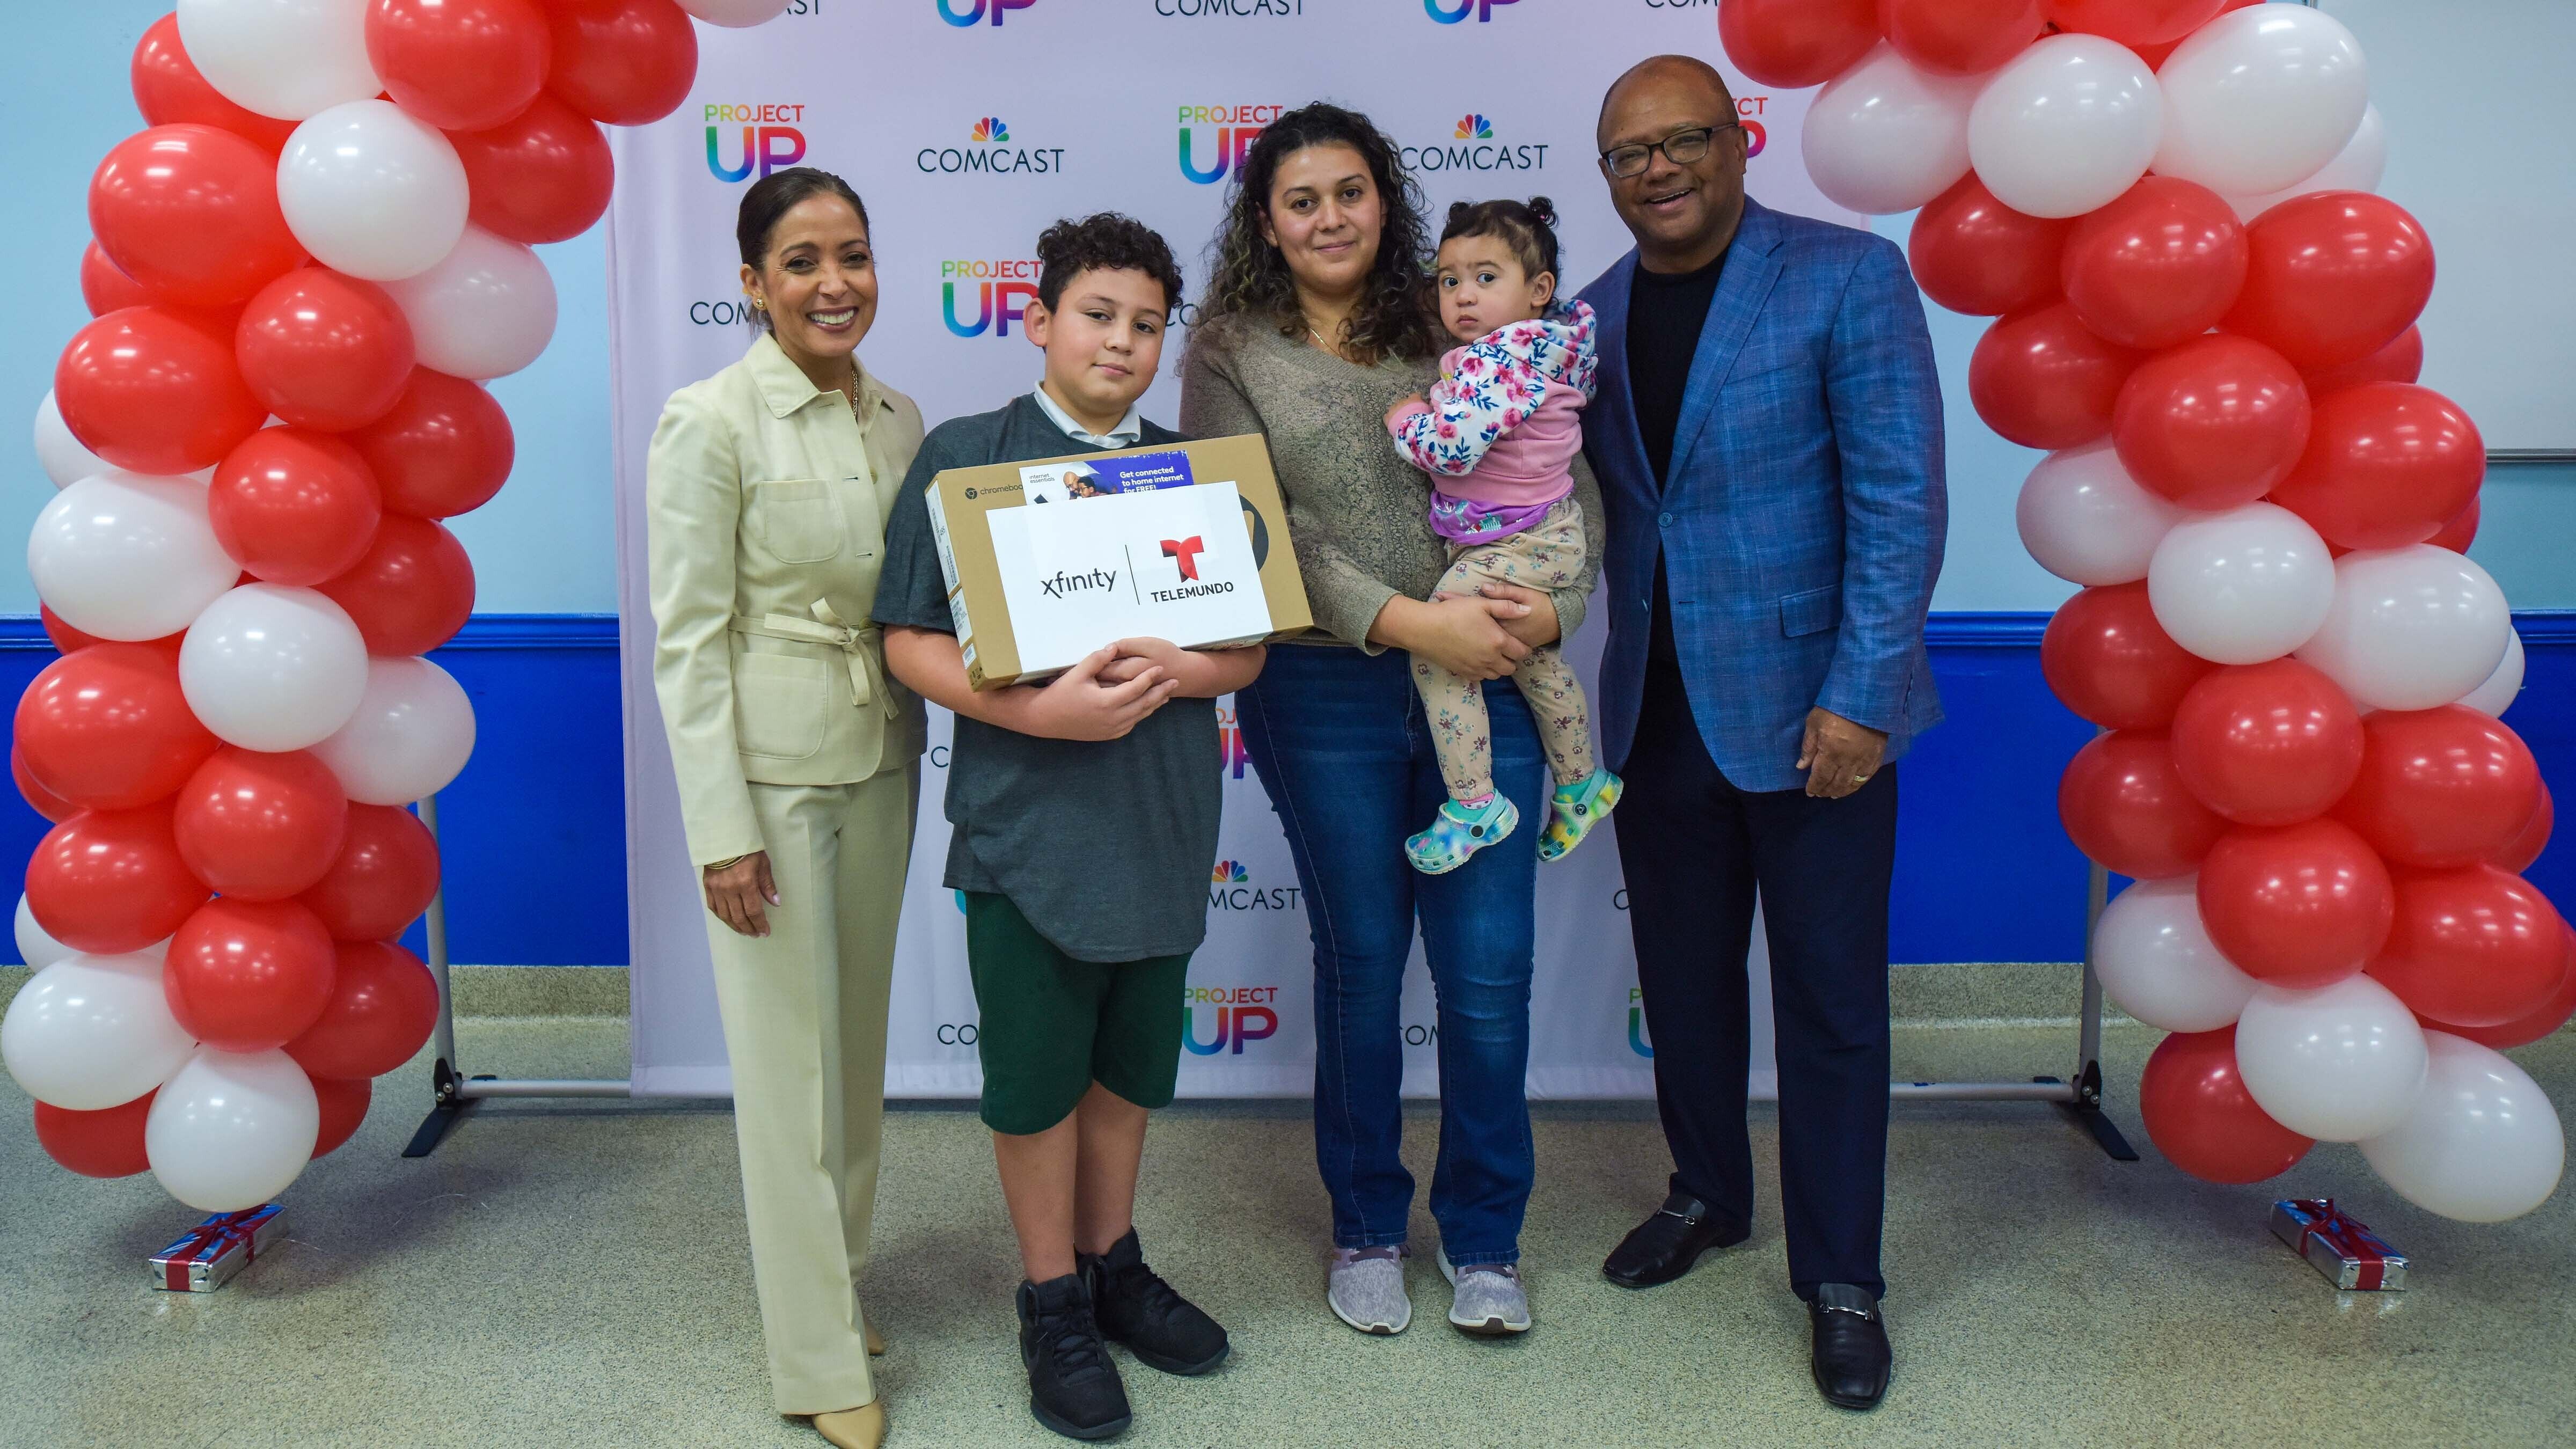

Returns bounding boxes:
[926,433,1312,689]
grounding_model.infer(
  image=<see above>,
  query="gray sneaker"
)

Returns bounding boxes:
[1327,1246,1411,1335]
[1437,1249,1532,1336]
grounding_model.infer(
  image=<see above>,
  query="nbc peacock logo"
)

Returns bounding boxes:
[1213,860,1248,884]
[971,116,1009,144]
[1455,114,1493,141]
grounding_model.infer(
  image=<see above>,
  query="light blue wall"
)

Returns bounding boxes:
[4,2,2566,614]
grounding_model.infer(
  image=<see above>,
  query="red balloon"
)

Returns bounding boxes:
[2044,0,2224,47]
[2268,383,2484,552]
[40,605,182,661]
[2301,325,2423,397]
[343,368,514,518]
[367,0,553,132]
[210,428,386,586]
[2170,660,2363,826]
[2223,192,2436,372]
[89,125,304,310]
[2336,706,2544,869]
[312,1073,372,1157]
[2428,496,2480,555]
[79,241,157,318]
[54,306,266,474]
[13,643,221,811]
[287,940,440,1080]
[2061,177,2249,350]
[1717,0,1882,89]
[2493,782,2552,876]
[2197,818,2392,989]
[299,803,442,940]
[33,1091,157,1178]
[545,0,699,127]
[2136,0,2261,69]
[2433,926,2576,1050]
[25,804,208,954]
[14,745,80,825]
[318,516,478,655]
[1908,174,2072,318]
[172,748,352,902]
[235,270,418,433]
[2138,1027,2312,1183]
[1879,0,2044,76]
[2370,865,2567,1028]
[1970,303,2141,450]
[2112,335,2311,509]
[449,91,616,246]
[2040,582,2216,730]
[130,13,297,152]
[2059,730,2227,879]
[165,897,339,1052]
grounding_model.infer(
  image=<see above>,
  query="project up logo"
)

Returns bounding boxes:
[1629,987,1653,1058]
[706,103,807,182]
[942,258,1041,338]
[1426,0,1518,20]
[1214,703,1251,780]
[1402,114,1549,175]
[1179,104,1285,185]
[919,117,1067,176]
[1184,978,1280,1055]
[938,0,1036,24]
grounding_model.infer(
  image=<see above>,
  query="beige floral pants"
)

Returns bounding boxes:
[1411,497,1598,802]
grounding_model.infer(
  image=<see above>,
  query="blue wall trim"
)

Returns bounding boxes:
[5,610,2571,967]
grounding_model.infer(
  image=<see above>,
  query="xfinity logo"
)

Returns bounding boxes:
[1039,567,1119,599]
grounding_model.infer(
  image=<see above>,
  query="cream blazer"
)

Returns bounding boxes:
[646,332,929,866]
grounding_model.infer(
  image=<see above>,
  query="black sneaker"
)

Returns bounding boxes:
[1081,1228,1231,1375]
[1017,1274,1132,1440]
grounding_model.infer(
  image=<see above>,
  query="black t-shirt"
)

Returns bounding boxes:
[1625,247,1730,488]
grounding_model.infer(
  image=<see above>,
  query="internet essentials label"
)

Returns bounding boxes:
[1020,448,1196,504]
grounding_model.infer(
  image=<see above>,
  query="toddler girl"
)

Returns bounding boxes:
[1386,197,1619,875]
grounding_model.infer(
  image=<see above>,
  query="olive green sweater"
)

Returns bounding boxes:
[1179,314,1604,650]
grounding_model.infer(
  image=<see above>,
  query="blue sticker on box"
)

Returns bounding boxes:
[1020,450,1196,504]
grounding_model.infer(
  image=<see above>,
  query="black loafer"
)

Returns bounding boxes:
[1602,1192,1750,1288]
[1808,1283,1892,1411]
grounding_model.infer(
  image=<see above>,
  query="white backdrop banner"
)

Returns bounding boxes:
[611,0,1860,1101]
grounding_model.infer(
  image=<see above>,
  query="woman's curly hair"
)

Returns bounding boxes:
[1196,102,1441,365]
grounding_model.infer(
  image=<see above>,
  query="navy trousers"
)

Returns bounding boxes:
[1614,650,1896,1300]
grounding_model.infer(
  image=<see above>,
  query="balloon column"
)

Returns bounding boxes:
[1726,0,2564,1223]
[6,0,790,1213]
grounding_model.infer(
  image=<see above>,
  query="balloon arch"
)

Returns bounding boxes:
[1725,0,2564,1223]
[6,0,789,1211]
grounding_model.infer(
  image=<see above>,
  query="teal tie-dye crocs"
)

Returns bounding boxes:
[1405,794,1520,875]
[1538,768,1622,863]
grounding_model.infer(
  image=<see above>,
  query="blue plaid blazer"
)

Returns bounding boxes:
[1577,199,1946,793]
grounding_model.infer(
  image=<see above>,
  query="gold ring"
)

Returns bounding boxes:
[1850,774,1872,785]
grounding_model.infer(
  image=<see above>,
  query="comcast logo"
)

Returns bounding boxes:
[971,116,1010,143]
[1455,114,1492,140]
[1212,860,1249,883]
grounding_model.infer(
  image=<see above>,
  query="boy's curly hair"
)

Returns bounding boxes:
[1036,213,1184,317]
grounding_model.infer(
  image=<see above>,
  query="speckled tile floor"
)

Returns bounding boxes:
[3,1017,2570,1449]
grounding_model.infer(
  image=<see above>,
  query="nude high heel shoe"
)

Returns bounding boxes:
[811,1402,884,1449]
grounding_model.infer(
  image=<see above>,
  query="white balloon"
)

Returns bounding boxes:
[2361,1033,2564,1223]
[2016,439,2189,587]
[2458,628,2527,718]
[1801,44,1982,216]
[1,952,199,1111]
[2094,877,2257,1033]
[14,895,75,971]
[2146,502,2337,665]
[2223,105,2388,223]
[384,228,558,380]
[2155,4,2369,197]
[145,1046,319,1212]
[278,100,471,282]
[179,584,370,752]
[28,472,239,642]
[33,390,106,490]
[312,656,478,806]
[176,0,380,122]
[2236,976,2430,1143]
[677,0,792,24]
[2296,547,2513,712]
[1966,35,2162,220]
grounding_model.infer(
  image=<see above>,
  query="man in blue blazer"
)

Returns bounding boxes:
[1575,56,1944,1411]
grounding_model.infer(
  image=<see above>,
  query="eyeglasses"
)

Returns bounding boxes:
[1599,123,1741,179]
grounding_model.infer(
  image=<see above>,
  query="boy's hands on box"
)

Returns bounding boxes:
[1024,646,1180,741]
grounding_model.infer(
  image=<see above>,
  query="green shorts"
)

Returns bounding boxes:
[962,892,1190,1136]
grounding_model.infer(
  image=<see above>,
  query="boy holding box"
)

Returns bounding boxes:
[875,214,1264,1442]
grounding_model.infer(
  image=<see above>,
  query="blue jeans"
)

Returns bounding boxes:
[1237,643,1546,1267]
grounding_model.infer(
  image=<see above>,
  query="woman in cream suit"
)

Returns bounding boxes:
[645,167,924,1449]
